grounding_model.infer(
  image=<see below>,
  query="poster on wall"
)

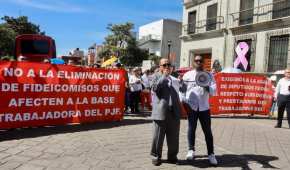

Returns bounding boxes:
[234,41,251,71]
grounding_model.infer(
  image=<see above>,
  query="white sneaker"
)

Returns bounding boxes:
[208,154,218,165]
[186,150,195,160]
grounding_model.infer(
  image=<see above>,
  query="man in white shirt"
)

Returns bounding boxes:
[182,55,217,166]
[274,68,290,128]
[129,67,143,113]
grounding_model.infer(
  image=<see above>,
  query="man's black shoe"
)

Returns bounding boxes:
[167,159,180,165]
[275,125,281,128]
[152,158,161,166]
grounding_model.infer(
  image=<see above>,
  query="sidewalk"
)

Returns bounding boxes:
[0,113,289,170]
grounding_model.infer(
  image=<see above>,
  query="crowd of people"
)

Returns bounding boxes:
[125,67,155,113]
[124,63,182,114]
[2,54,290,167]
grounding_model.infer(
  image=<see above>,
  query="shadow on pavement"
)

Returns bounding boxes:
[177,154,279,170]
[212,115,272,120]
[124,112,151,118]
[0,116,151,142]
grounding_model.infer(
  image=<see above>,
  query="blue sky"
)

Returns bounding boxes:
[0,0,183,56]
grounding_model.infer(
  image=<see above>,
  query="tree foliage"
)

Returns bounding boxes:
[0,16,44,58]
[0,25,16,57]
[100,22,148,66]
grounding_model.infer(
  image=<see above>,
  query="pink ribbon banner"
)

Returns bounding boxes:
[234,42,249,70]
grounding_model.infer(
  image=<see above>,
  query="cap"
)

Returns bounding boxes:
[133,67,139,72]
[270,75,277,81]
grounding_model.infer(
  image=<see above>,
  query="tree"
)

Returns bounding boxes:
[119,38,148,66]
[0,25,16,57]
[105,22,133,48]
[0,16,44,57]
[2,16,44,35]
[149,54,160,65]
[100,22,148,66]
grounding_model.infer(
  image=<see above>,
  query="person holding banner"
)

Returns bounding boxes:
[150,58,184,166]
[274,68,290,128]
[182,55,218,166]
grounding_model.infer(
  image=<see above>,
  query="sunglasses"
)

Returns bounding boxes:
[160,63,171,67]
[194,59,203,63]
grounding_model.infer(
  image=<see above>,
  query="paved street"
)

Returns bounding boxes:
[0,113,289,170]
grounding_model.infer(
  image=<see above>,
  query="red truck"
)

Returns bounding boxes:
[15,34,56,62]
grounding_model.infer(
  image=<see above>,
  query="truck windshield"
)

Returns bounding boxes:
[20,40,49,55]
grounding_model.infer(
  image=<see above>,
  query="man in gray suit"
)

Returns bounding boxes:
[150,58,184,166]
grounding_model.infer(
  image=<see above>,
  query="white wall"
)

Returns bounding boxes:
[255,32,267,72]
[162,20,182,67]
[139,41,161,56]
[180,36,225,67]
[138,19,182,67]
[138,20,163,39]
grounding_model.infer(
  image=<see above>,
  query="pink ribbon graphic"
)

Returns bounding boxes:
[234,42,249,70]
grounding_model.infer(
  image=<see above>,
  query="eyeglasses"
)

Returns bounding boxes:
[160,63,171,67]
[194,59,203,63]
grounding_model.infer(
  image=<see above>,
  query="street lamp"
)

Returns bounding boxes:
[167,40,172,59]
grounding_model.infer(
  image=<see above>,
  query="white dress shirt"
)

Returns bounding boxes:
[129,75,142,92]
[182,70,216,111]
[141,74,150,89]
[275,77,290,98]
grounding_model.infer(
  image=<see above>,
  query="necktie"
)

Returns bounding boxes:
[168,77,172,106]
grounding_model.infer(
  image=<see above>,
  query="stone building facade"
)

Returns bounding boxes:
[181,0,290,73]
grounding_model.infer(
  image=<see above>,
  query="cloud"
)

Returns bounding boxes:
[7,0,87,13]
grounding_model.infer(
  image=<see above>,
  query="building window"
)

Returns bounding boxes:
[235,39,253,72]
[272,0,290,19]
[206,3,218,31]
[268,35,289,72]
[188,11,196,34]
[239,0,254,26]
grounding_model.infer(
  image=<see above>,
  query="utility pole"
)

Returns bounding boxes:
[167,40,172,60]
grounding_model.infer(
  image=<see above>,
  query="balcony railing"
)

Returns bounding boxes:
[138,34,161,45]
[183,16,224,35]
[183,0,211,8]
[229,0,290,28]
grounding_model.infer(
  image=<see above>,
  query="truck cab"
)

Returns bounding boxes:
[15,34,56,62]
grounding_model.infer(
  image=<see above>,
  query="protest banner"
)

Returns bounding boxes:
[0,61,126,129]
[210,73,274,115]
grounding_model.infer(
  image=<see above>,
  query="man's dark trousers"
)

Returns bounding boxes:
[151,110,180,160]
[187,109,214,155]
[277,94,290,127]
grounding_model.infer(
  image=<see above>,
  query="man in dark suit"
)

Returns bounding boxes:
[150,58,184,166]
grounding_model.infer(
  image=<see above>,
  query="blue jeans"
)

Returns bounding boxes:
[187,109,214,155]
